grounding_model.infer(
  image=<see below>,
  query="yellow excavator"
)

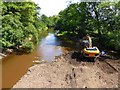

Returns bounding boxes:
[81,34,100,58]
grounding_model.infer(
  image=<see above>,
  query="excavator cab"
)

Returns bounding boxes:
[81,35,100,57]
[82,40,89,48]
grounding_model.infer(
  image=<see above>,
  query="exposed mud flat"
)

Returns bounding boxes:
[13,51,119,88]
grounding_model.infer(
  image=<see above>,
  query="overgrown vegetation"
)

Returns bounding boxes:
[1,1,120,54]
[1,2,57,53]
[55,1,120,52]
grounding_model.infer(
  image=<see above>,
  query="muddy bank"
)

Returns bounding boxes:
[13,51,119,88]
[0,53,7,60]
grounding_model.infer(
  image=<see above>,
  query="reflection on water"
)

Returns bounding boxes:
[38,33,62,62]
[2,30,71,88]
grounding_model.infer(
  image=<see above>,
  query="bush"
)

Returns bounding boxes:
[107,31,120,52]
[22,41,34,53]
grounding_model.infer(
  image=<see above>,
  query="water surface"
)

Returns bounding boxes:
[2,30,73,88]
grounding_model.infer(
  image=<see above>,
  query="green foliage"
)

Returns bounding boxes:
[22,41,34,53]
[108,31,120,52]
[55,1,120,52]
[1,1,120,53]
[55,3,92,38]
[40,14,59,27]
[1,2,47,53]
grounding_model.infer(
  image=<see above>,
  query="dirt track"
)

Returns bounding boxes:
[13,51,119,88]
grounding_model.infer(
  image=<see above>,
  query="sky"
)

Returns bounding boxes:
[34,0,80,16]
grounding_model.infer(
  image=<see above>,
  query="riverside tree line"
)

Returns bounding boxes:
[1,1,120,53]
[1,2,58,53]
[55,1,120,52]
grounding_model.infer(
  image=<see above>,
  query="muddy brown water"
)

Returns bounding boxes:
[2,29,77,88]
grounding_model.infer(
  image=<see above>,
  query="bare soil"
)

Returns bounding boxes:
[13,51,119,88]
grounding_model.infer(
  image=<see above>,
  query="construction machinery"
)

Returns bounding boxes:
[81,34,100,58]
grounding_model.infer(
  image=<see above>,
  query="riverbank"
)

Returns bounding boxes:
[0,53,7,60]
[13,51,119,88]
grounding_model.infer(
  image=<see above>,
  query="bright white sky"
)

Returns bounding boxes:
[34,0,80,16]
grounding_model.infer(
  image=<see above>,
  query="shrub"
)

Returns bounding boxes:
[22,41,34,53]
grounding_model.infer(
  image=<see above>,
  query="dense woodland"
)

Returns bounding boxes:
[55,1,120,52]
[1,2,57,53]
[1,1,120,53]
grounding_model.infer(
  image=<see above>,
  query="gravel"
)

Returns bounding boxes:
[13,52,119,88]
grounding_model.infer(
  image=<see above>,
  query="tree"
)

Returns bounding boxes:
[1,2,47,53]
[55,1,120,52]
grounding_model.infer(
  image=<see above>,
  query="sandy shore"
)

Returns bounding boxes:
[13,52,119,88]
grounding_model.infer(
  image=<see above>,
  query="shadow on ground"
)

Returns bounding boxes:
[71,51,95,62]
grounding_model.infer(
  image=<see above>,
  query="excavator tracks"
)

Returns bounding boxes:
[95,60,119,74]
[70,58,119,74]
[63,51,119,75]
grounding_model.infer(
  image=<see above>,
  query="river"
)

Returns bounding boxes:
[2,29,76,88]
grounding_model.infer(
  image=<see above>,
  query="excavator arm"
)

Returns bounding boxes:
[81,35,100,58]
